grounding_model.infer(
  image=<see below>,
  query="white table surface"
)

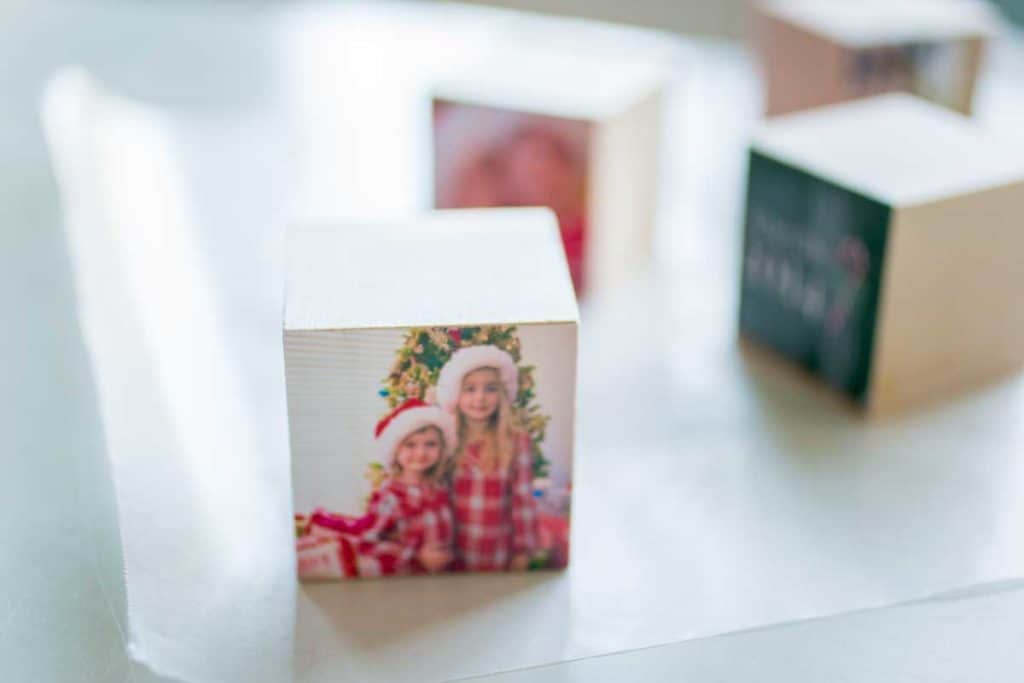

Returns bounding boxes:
[5,2,1024,682]
[462,583,1024,682]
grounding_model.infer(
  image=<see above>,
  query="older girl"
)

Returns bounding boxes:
[436,346,539,571]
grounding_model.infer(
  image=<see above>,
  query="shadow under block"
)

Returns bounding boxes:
[753,0,998,117]
[739,94,1024,415]
[430,34,666,298]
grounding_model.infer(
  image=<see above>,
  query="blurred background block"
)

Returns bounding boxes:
[431,40,666,296]
[742,94,1024,414]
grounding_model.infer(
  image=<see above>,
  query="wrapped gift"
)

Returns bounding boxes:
[297,535,355,581]
[740,94,1024,414]
[753,0,1000,117]
[537,513,571,569]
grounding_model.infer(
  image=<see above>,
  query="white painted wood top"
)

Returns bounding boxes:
[431,19,668,120]
[285,208,578,331]
[751,93,1024,207]
[758,0,1001,47]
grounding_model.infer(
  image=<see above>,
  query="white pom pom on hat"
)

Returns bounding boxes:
[375,398,457,461]
[435,345,518,414]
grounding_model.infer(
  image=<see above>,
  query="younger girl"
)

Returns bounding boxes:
[436,346,539,572]
[301,399,456,578]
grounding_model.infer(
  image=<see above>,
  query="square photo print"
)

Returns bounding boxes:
[289,324,576,581]
[432,100,592,293]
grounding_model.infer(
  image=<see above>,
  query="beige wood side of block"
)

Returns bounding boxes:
[957,37,986,115]
[587,87,662,299]
[869,181,1024,415]
[756,11,848,117]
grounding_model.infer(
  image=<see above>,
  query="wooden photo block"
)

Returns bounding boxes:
[431,42,666,297]
[285,208,578,579]
[739,94,1024,415]
[753,0,999,117]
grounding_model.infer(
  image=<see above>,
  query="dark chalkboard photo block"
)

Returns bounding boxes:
[740,94,1024,415]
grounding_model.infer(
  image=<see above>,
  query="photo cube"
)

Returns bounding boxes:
[753,0,999,117]
[285,208,579,580]
[739,94,1024,415]
[431,39,666,297]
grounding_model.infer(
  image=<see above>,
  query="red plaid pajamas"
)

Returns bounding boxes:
[452,433,539,571]
[301,480,453,579]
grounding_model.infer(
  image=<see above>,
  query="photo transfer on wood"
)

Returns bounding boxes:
[753,0,999,117]
[431,38,665,297]
[740,94,1024,415]
[284,209,579,580]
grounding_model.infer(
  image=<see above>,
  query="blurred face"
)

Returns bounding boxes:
[395,427,444,475]
[458,367,502,423]
[504,130,579,214]
[448,152,504,208]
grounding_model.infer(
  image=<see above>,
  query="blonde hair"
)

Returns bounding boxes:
[391,425,448,485]
[454,367,520,473]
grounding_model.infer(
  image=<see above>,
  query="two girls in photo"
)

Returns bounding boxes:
[302,345,538,578]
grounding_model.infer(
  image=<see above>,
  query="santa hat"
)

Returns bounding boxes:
[435,345,518,414]
[375,398,456,461]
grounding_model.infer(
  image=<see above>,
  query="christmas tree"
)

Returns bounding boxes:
[379,326,550,479]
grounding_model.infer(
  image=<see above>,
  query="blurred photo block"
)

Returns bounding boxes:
[431,41,665,296]
[285,209,578,580]
[754,0,999,117]
[740,94,1024,415]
